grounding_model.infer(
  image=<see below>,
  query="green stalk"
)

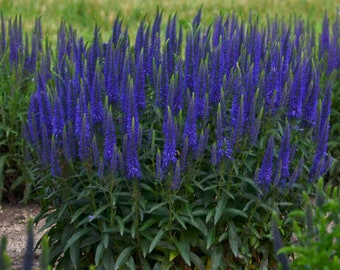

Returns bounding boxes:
[133,179,143,266]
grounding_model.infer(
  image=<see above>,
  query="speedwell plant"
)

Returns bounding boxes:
[25,10,338,269]
[0,13,42,202]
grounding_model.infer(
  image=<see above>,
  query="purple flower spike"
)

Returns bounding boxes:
[79,113,91,162]
[103,109,117,165]
[288,60,304,119]
[98,158,104,178]
[89,72,104,125]
[319,11,330,58]
[163,107,177,168]
[109,144,118,174]
[134,51,146,110]
[216,103,223,146]
[172,160,181,190]
[318,81,332,142]
[209,46,222,105]
[309,119,330,181]
[41,124,51,166]
[180,136,189,169]
[156,148,163,181]
[211,142,217,166]
[302,65,320,127]
[231,94,244,145]
[196,127,209,159]
[52,95,65,140]
[257,135,275,188]
[92,135,100,167]
[192,8,202,29]
[216,138,232,163]
[183,93,197,150]
[290,157,304,186]
[126,117,142,179]
[50,135,61,177]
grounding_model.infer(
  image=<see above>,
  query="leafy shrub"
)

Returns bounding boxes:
[25,10,338,269]
[0,13,42,202]
[272,178,340,269]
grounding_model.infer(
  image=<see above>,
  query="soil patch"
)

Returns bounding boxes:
[0,202,44,269]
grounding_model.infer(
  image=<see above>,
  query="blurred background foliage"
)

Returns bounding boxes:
[1,0,339,41]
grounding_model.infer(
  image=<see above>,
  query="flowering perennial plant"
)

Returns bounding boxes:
[0,14,42,202]
[25,10,339,269]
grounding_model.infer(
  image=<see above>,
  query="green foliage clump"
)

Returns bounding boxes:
[273,178,340,270]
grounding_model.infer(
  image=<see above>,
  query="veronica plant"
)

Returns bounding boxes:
[0,14,42,202]
[321,9,340,190]
[26,10,338,269]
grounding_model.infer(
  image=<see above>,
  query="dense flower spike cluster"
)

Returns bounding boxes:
[0,13,42,72]
[0,14,43,202]
[25,10,339,190]
[319,11,340,76]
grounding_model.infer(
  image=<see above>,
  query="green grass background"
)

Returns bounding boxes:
[1,0,340,42]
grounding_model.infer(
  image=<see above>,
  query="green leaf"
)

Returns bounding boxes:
[130,222,136,239]
[214,194,227,225]
[95,242,104,266]
[169,249,179,262]
[70,205,90,223]
[218,231,228,243]
[125,256,136,270]
[229,222,239,257]
[140,183,156,193]
[140,218,157,232]
[236,175,260,192]
[225,208,248,219]
[140,257,151,270]
[174,240,191,266]
[9,175,25,190]
[91,204,109,219]
[140,238,151,258]
[207,229,216,250]
[192,207,208,217]
[64,227,92,251]
[242,198,257,213]
[146,201,168,214]
[173,212,187,229]
[192,218,208,236]
[189,251,205,270]
[210,246,223,270]
[149,229,165,253]
[115,216,125,236]
[206,208,214,223]
[114,247,134,270]
[70,240,80,268]
[103,232,109,249]
[102,248,115,269]
[80,233,100,247]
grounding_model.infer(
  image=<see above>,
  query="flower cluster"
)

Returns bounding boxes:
[319,11,340,76]
[25,10,338,190]
[0,14,42,73]
[0,14,43,202]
